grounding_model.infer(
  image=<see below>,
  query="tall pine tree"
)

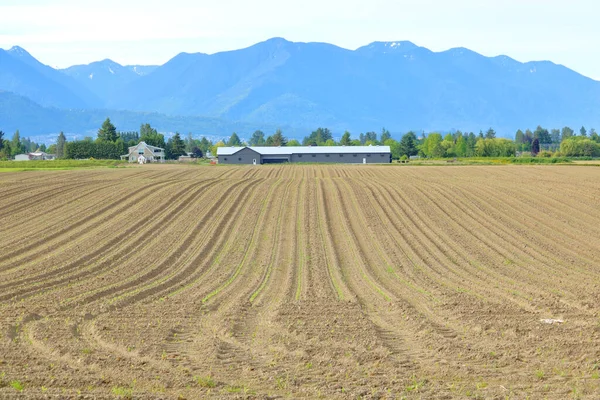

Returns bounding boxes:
[97,118,118,142]
[56,132,66,158]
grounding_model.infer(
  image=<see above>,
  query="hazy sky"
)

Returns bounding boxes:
[1,0,598,79]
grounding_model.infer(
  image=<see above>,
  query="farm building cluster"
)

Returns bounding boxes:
[217,146,392,164]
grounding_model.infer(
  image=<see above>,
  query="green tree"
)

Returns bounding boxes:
[399,131,418,157]
[533,125,551,144]
[56,132,66,159]
[191,146,203,158]
[339,131,352,146]
[97,118,118,142]
[515,129,525,143]
[198,137,212,154]
[168,133,186,160]
[380,128,391,143]
[421,133,444,158]
[384,139,401,160]
[185,132,195,153]
[455,133,467,157]
[0,131,4,151]
[550,129,561,145]
[561,126,574,141]
[485,128,496,139]
[590,128,599,143]
[249,130,266,146]
[466,132,477,156]
[211,140,226,158]
[580,126,587,137]
[287,139,301,146]
[474,138,516,157]
[227,132,242,146]
[270,129,287,146]
[11,130,24,156]
[139,123,165,148]
[560,136,600,157]
[303,127,332,146]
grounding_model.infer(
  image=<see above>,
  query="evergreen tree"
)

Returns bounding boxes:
[169,133,186,159]
[340,131,352,146]
[199,137,212,154]
[580,126,587,137]
[185,132,195,152]
[191,146,203,158]
[485,128,496,139]
[56,132,66,158]
[398,131,418,157]
[227,132,242,146]
[303,127,332,146]
[270,129,287,146]
[11,130,22,156]
[97,118,118,142]
[534,125,551,144]
[0,131,4,151]
[380,128,391,143]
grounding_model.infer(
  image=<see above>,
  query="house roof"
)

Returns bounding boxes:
[217,145,391,156]
[127,141,165,152]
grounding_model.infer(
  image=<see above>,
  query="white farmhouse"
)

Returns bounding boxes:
[121,142,165,163]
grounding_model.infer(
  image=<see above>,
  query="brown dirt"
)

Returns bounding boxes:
[1,164,600,399]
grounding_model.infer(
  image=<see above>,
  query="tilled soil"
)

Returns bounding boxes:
[1,164,600,399]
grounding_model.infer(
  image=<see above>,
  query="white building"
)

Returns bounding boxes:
[121,142,165,163]
[14,152,56,161]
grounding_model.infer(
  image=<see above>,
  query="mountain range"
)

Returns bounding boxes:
[1,38,599,142]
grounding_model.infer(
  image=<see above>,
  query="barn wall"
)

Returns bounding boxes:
[219,148,262,164]
[291,152,391,164]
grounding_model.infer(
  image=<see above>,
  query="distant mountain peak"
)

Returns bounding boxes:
[357,41,418,54]
[7,46,32,57]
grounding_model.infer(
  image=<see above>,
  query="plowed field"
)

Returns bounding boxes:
[1,164,600,399]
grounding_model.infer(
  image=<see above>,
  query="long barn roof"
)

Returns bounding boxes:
[217,145,391,156]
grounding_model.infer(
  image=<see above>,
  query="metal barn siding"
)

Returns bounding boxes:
[290,152,391,164]
[218,147,262,165]
[217,146,392,164]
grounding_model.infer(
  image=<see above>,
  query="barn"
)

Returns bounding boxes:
[217,146,392,164]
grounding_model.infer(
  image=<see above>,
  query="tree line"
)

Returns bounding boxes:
[2,121,599,161]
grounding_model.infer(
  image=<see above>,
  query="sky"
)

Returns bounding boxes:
[1,0,599,80]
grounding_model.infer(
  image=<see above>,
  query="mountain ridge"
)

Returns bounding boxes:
[1,38,599,138]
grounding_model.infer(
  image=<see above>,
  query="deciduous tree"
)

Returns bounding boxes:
[249,130,266,146]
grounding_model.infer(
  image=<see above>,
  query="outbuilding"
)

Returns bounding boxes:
[217,146,391,164]
[14,152,56,161]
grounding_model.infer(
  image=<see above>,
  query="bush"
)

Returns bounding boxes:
[537,150,553,158]
[65,141,122,159]
[560,137,600,157]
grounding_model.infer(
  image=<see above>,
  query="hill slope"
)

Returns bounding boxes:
[1,39,600,135]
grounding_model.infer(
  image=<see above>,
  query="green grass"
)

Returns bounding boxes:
[111,386,133,399]
[0,159,127,170]
[10,380,24,392]
[195,375,216,388]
